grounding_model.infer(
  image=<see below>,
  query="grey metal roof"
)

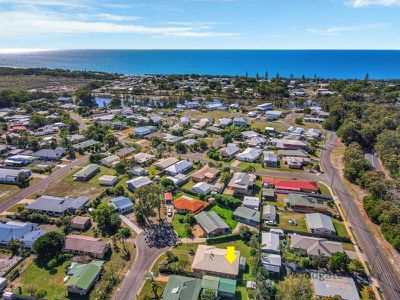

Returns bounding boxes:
[73,164,99,179]
[233,206,260,223]
[32,147,65,160]
[306,213,335,233]
[195,211,229,234]
[27,195,90,213]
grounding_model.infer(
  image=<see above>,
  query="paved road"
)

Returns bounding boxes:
[0,156,89,213]
[113,233,169,300]
[70,112,87,132]
[365,152,383,171]
[321,133,400,300]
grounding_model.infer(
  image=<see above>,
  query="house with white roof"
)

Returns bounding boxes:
[236,148,262,162]
[192,182,212,195]
[311,273,360,300]
[306,213,336,236]
[165,160,193,176]
[127,176,153,191]
[219,143,240,160]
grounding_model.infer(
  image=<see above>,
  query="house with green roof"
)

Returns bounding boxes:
[162,275,202,300]
[284,194,328,213]
[232,206,260,227]
[195,211,230,237]
[65,260,104,295]
[201,275,237,298]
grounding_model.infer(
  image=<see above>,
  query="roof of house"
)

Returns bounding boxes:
[166,160,193,174]
[219,143,240,156]
[243,196,260,208]
[236,148,262,160]
[71,216,91,226]
[73,164,99,179]
[201,275,219,290]
[27,195,90,213]
[284,194,328,210]
[190,166,219,181]
[290,234,344,256]
[154,157,179,169]
[126,176,153,188]
[228,173,255,189]
[262,177,318,192]
[192,245,240,276]
[110,196,133,210]
[173,196,207,213]
[192,182,212,193]
[262,253,282,267]
[262,205,276,217]
[311,273,360,300]
[65,260,104,291]
[261,232,280,252]
[162,275,202,300]
[0,221,37,243]
[232,206,260,223]
[32,147,65,160]
[218,278,237,294]
[195,211,229,234]
[21,230,47,245]
[64,235,109,256]
[306,213,336,233]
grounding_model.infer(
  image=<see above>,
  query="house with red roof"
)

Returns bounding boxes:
[262,177,319,193]
[173,195,208,214]
[164,192,173,204]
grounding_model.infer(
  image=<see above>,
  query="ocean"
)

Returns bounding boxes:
[0,50,399,79]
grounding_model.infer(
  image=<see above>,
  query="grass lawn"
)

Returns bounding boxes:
[151,250,192,273]
[210,205,238,230]
[250,119,289,133]
[137,280,166,300]
[147,165,161,178]
[7,203,26,213]
[88,166,116,185]
[318,183,331,195]
[0,178,41,206]
[18,257,71,299]
[333,219,349,237]
[172,214,187,238]
[182,179,196,192]
[342,242,356,251]
[274,210,308,233]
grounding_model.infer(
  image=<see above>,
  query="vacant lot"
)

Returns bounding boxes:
[210,205,238,230]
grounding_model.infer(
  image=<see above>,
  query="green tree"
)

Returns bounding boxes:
[75,86,96,107]
[201,289,216,300]
[94,203,122,234]
[276,275,312,300]
[116,227,131,251]
[327,252,349,272]
[33,231,65,260]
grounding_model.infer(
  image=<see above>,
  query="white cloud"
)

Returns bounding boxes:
[0,11,235,39]
[346,0,400,7]
[307,23,388,35]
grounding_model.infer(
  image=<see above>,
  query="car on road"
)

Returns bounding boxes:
[167,207,173,217]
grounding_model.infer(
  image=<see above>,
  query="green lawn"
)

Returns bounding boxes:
[137,280,166,300]
[18,258,71,299]
[210,205,238,230]
[172,214,187,238]
[182,179,196,192]
[7,203,26,213]
[333,219,349,237]
[88,166,117,185]
[147,165,161,178]
[318,183,331,195]
[273,210,308,233]
[151,250,191,273]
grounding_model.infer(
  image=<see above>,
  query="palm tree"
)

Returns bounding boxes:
[145,272,161,299]
[8,239,22,256]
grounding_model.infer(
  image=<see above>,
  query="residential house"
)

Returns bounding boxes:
[63,235,110,259]
[133,152,155,164]
[190,166,219,183]
[201,275,237,298]
[192,182,212,195]
[27,195,90,217]
[188,128,207,137]
[165,160,193,176]
[65,261,104,295]
[182,138,197,147]
[100,155,119,167]
[115,147,135,159]
[98,175,118,186]
[233,117,248,126]
[110,196,134,213]
[261,188,276,201]
[232,206,260,227]
[130,166,149,176]
[162,275,202,300]
[67,134,86,144]
[166,174,187,186]
[73,139,100,151]
[284,194,328,213]
[289,234,344,258]
[154,157,179,171]
[32,147,66,160]
[0,221,38,245]
[219,143,240,160]
[311,273,360,300]
[73,164,99,181]
[261,232,280,254]
[4,155,35,167]
[133,126,157,137]
[278,150,308,158]
[265,110,284,121]
[127,176,152,191]
[306,213,336,236]
[262,178,319,193]
[263,151,278,168]
[227,173,255,196]
[21,230,47,248]
[195,211,230,237]
[71,216,91,231]
[243,196,260,210]
[236,147,262,162]
[192,245,240,277]
[262,205,277,222]
[173,195,207,214]
[256,103,273,111]
[218,118,232,127]
[270,138,308,151]
[262,254,281,274]
[241,131,259,139]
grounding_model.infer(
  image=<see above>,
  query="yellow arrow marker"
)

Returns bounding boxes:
[225,246,237,264]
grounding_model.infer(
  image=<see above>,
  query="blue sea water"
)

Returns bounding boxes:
[0,50,399,79]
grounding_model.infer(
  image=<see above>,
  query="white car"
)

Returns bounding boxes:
[167,207,173,217]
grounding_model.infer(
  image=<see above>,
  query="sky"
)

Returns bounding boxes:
[0,0,399,50]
